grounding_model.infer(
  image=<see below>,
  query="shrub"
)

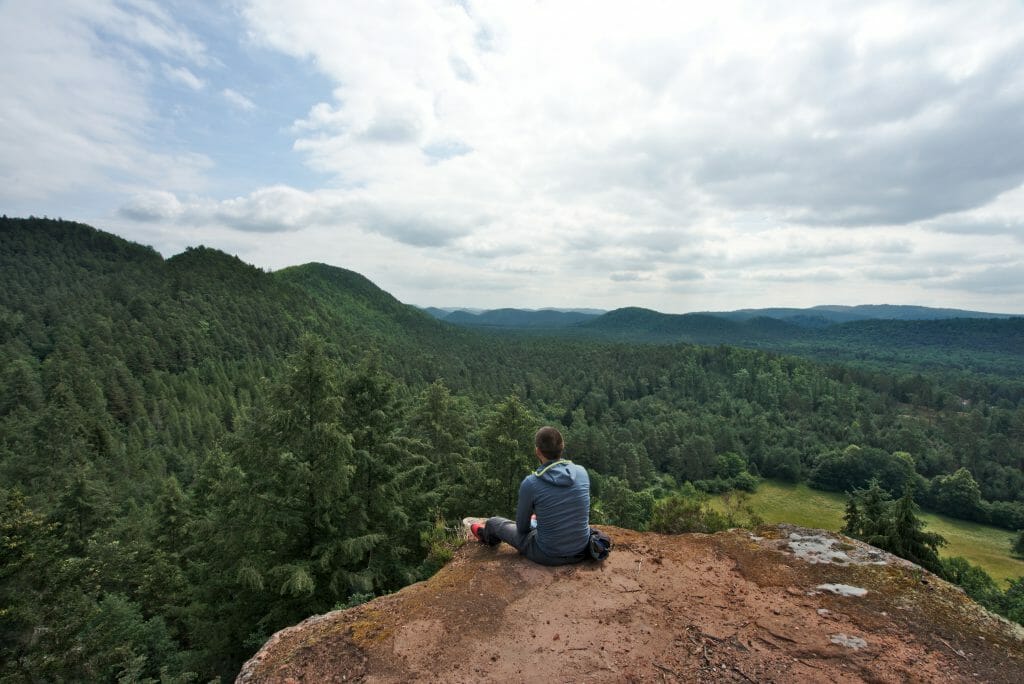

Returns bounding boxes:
[649,493,728,534]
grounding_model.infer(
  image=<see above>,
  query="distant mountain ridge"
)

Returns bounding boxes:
[709,304,1015,327]
[420,302,1022,379]
[425,303,1014,330]
[423,306,604,328]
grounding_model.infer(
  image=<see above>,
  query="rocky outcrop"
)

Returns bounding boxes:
[238,525,1024,682]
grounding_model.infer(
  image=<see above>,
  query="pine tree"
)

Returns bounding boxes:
[187,335,365,675]
[843,481,945,575]
[1,489,60,680]
[409,380,471,516]
[1012,530,1024,559]
[154,475,188,552]
[339,352,432,589]
[853,478,892,546]
[842,494,863,538]
[885,488,945,574]
[49,467,113,554]
[479,395,535,515]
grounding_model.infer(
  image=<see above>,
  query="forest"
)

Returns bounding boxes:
[2,217,1023,681]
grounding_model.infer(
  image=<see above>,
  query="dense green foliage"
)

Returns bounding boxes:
[2,217,1023,680]
[646,483,761,534]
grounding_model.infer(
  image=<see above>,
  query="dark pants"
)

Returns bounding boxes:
[483,517,587,566]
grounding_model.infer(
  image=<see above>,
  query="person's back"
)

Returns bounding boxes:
[520,459,590,558]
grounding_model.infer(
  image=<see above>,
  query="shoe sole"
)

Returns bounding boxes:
[462,516,487,542]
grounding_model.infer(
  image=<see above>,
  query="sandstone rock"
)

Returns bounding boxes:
[238,525,1024,683]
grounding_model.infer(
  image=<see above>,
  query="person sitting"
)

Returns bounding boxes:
[473,426,591,566]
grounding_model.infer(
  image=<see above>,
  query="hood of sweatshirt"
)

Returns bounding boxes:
[534,459,577,487]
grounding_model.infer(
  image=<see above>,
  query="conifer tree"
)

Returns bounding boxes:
[885,488,945,574]
[1,489,59,679]
[842,478,892,545]
[1012,530,1024,559]
[479,394,535,515]
[50,466,113,554]
[409,379,471,516]
[842,494,862,538]
[843,480,945,575]
[187,335,368,674]
[339,352,432,589]
[154,475,188,552]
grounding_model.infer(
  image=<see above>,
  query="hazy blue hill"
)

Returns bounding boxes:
[443,309,482,324]
[421,306,451,319]
[441,307,598,328]
[714,307,862,325]
[571,304,1024,381]
[580,307,807,343]
[712,304,1012,327]
[815,304,1013,320]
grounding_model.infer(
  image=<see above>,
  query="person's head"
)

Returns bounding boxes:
[534,426,564,462]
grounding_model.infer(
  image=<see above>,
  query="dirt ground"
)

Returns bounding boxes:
[238,525,1024,683]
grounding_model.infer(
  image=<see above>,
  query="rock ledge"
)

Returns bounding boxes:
[238,525,1024,683]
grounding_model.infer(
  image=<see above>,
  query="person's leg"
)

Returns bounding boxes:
[519,534,587,566]
[483,517,586,566]
[483,516,528,550]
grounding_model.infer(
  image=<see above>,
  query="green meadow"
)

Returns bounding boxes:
[712,480,1024,584]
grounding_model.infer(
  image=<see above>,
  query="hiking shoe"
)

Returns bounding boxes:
[471,522,499,546]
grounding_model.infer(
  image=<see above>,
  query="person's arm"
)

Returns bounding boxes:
[515,477,534,534]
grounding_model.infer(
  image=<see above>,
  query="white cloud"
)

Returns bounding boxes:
[119,190,183,221]
[89,0,208,64]
[861,265,954,281]
[747,269,846,283]
[942,265,1024,294]
[231,1,1024,297]
[222,88,256,111]
[665,268,705,282]
[0,0,210,203]
[122,185,483,248]
[610,272,644,282]
[164,64,204,90]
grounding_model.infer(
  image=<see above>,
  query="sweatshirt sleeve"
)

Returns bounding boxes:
[515,476,534,535]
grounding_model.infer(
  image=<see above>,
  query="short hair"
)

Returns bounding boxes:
[534,426,564,459]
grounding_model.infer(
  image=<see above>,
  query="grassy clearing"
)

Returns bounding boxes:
[710,480,1024,583]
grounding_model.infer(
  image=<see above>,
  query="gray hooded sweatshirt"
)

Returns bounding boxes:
[515,459,591,558]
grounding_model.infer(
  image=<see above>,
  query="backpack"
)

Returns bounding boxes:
[587,528,612,561]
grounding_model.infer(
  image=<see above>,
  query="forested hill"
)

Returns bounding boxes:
[714,303,1014,325]
[581,307,807,343]
[570,306,1024,386]
[0,217,473,383]
[428,304,1010,331]
[581,307,1024,356]
[432,303,1024,384]
[3,216,1024,681]
[434,307,600,328]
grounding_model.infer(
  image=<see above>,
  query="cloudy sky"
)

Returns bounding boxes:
[3,0,1024,312]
